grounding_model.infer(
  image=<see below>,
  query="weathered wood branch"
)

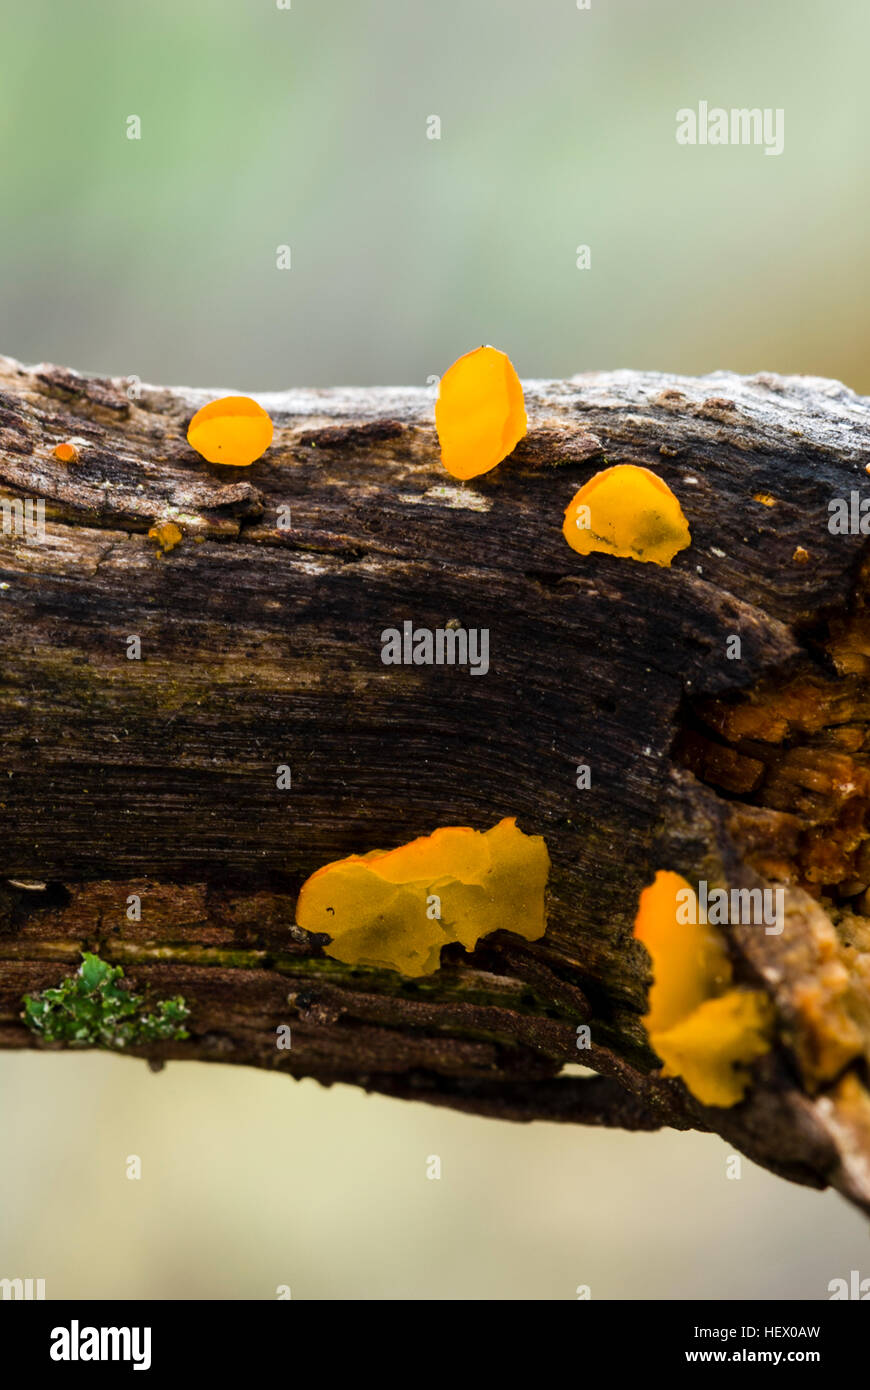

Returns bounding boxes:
[3,355,870,1214]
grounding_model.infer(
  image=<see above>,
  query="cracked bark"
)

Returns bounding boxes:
[3,354,870,1215]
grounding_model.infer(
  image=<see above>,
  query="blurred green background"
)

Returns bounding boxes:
[2,0,869,1299]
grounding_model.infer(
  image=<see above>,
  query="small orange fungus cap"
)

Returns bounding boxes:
[296,817,549,978]
[187,395,273,467]
[435,345,527,480]
[633,870,773,1107]
[563,463,690,566]
[54,442,79,464]
[147,521,183,554]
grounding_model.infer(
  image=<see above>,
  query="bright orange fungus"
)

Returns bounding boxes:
[186,396,273,467]
[563,463,691,566]
[633,870,774,1107]
[296,817,550,977]
[434,346,527,480]
[54,442,79,464]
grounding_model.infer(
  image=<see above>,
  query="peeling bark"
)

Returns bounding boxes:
[3,355,870,1215]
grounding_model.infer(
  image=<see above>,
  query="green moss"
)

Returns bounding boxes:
[22,952,190,1048]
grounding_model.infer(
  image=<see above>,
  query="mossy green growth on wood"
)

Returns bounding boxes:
[22,952,190,1048]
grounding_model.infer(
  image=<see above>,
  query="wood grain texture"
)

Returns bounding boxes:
[2,355,870,1214]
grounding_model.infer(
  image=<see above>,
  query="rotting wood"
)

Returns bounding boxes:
[2,355,870,1214]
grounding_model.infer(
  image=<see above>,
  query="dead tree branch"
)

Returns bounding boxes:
[2,356,870,1214]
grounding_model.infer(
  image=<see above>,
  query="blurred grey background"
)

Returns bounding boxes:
[1,0,869,1299]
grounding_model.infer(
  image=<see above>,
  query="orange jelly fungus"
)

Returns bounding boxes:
[434,345,527,480]
[563,463,691,566]
[54,442,79,464]
[296,817,550,978]
[186,396,273,467]
[633,870,774,1107]
[147,521,183,555]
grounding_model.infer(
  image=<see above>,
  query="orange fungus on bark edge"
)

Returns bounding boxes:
[563,463,691,566]
[435,346,527,480]
[187,395,273,467]
[633,870,774,1107]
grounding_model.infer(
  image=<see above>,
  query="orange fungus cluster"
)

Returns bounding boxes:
[187,396,273,467]
[633,870,774,1107]
[435,346,527,480]
[295,817,550,977]
[563,464,691,566]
